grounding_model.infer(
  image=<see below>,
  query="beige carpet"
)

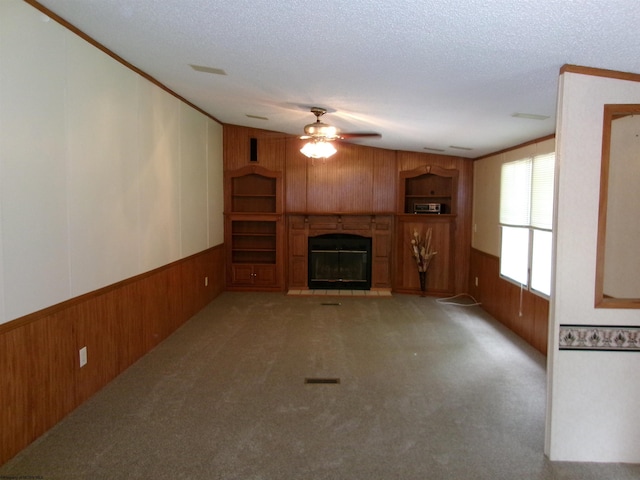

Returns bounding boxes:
[2,292,639,479]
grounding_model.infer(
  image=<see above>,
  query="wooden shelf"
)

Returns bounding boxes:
[405,194,451,199]
[232,194,276,198]
[231,220,276,233]
[232,232,275,235]
[232,248,275,253]
[231,251,276,264]
[396,213,456,219]
[231,197,276,213]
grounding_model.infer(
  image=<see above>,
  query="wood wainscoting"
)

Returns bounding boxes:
[0,245,225,467]
[468,248,549,355]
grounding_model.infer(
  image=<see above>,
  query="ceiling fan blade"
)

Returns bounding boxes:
[299,108,381,145]
[339,132,382,139]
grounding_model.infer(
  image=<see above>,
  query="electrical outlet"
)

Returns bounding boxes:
[475,276,479,287]
[79,346,87,368]
[204,276,208,287]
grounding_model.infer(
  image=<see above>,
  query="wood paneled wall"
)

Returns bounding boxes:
[284,137,309,211]
[223,123,399,214]
[468,248,549,354]
[395,216,455,294]
[224,124,472,218]
[223,125,287,172]
[301,142,397,213]
[0,245,225,466]
[224,124,475,294]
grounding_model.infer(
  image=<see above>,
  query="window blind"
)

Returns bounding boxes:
[530,152,555,230]
[499,158,531,226]
[500,153,555,229]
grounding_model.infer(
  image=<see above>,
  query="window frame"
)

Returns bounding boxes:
[499,153,555,299]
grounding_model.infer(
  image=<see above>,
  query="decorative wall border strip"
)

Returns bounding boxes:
[559,325,640,351]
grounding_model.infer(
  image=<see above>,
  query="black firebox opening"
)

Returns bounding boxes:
[308,234,372,290]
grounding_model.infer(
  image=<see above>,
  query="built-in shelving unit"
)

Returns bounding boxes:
[230,173,277,213]
[400,166,456,214]
[231,220,277,264]
[396,165,459,296]
[224,165,283,290]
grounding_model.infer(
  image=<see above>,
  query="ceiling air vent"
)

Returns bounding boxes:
[304,378,341,384]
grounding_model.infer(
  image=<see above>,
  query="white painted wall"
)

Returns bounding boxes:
[546,71,640,462]
[0,2,71,320]
[0,1,224,324]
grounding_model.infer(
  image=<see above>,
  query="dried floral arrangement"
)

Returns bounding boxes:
[410,228,437,272]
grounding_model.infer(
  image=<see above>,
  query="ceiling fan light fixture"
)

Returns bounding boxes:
[304,121,338,139]
[298,107,379,159]
[300,140,337,159]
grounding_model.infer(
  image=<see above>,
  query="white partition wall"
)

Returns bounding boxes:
[546,69,640,462]
[0,0,224,324]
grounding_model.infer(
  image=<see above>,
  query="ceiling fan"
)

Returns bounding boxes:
[299,107,381,159]
[301,107,381,141]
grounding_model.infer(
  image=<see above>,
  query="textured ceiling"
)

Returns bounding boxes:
[34,0,640,158]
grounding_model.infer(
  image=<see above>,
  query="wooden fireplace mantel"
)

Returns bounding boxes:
[286,213,393,289]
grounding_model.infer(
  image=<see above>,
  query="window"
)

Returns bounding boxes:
[499,152,555,297]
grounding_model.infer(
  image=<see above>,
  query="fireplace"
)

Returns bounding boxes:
[308,234,372,290]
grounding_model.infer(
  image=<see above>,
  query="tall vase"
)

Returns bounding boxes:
[418,271,427,296]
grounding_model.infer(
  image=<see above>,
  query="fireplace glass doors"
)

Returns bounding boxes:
[308,234,372,290]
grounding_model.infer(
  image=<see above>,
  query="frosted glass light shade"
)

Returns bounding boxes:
[300,140,337,159]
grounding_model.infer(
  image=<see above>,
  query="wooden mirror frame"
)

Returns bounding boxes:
[595,104,640,308]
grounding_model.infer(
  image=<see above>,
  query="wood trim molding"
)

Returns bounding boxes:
[560,64,640,83]
[473,134,556,161]
[470,247,499,262]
